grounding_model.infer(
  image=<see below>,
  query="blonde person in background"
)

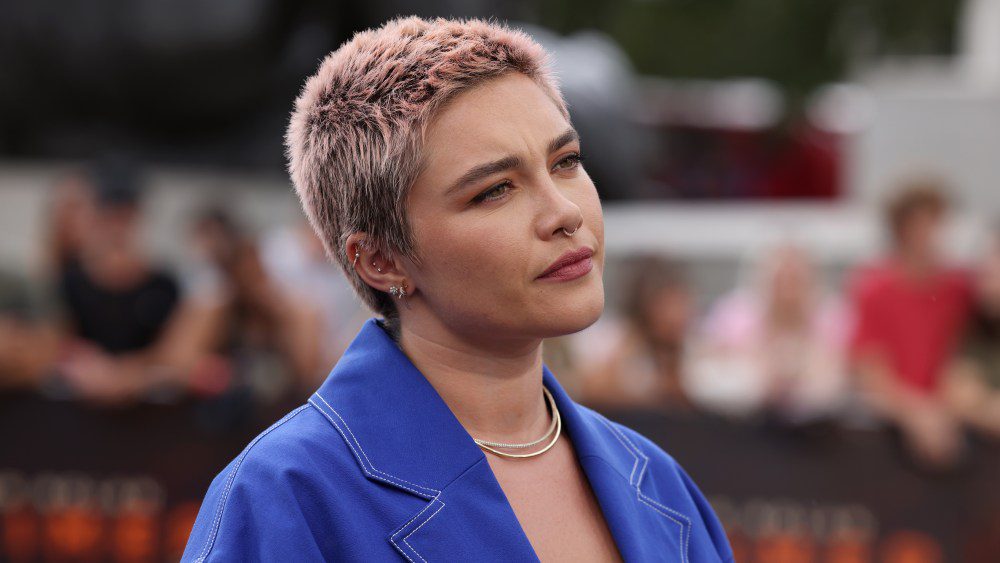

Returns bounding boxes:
[688,242,850,422]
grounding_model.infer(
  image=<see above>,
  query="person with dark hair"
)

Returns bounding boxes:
[58,184,179,355]
[44,170,96,278]
[848,179,973,469]
[182,16,732,562]
[259,217,369,383]
[52,157,183,403]
[181,205,327,395]
[944,226,1000,439]
[576,254,697,410]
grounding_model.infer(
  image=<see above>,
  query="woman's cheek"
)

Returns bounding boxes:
[435,224,498,279]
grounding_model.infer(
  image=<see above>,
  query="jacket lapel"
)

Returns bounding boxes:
[387,457,538,562]
[547,367,691,562]
[309,318,687,562]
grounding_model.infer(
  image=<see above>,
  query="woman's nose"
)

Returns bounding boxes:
[534,176,584,241]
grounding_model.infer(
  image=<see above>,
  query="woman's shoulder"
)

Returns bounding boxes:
[213,403,355,481]
[181,403,362,562]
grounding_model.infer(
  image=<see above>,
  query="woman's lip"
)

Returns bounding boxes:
[537,256,593,281]
[538,247,594,278]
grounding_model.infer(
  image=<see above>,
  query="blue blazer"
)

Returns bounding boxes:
[182,318,734,562]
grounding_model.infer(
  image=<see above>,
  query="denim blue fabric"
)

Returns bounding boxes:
[181,317,735,562]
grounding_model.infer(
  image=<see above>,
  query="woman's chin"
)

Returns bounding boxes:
[535,288,605,337]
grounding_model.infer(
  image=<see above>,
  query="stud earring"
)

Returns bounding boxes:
[389,281,411,309]
[388,284,406,298]
[374,262,383,273]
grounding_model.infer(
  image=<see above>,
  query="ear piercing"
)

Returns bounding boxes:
[388,282,407,298]
[353,244,408,306]
[352,254,381,273]
[389,280,411,310]
[351,246,381,272]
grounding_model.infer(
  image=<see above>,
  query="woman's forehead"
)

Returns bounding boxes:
[432,76,566,148]
[417,76,573,190]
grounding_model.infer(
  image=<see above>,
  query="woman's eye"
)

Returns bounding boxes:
[473,182,512,204]
[470,154,583,205]
[554,153,583,171]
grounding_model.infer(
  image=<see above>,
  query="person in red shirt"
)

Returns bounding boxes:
[849,181,973,470]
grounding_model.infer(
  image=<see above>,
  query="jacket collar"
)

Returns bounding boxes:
[309,317,636,492]
[308,317,689,561]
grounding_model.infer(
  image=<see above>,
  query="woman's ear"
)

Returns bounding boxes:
[345,232,409,294]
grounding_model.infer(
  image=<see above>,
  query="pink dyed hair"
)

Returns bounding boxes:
[285,15,570,324]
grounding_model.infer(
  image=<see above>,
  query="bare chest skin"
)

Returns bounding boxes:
[484,436,624,562]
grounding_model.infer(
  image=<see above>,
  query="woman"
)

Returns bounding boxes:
[690,242,849,422]
[184,206,325,394]
[182,16,733,562]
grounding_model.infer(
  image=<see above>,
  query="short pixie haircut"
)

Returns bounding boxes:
[285,16,569,326]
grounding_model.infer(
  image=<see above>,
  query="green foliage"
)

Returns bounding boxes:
[538,0,961,94]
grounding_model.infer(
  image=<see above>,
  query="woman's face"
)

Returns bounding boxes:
[400,72,605,343]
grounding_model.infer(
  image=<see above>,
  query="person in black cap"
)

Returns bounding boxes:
[54,155,182,403]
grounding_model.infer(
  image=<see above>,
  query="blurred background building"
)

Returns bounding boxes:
[2,1,1000,561]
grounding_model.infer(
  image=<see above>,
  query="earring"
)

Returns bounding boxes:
[374,262,383,273]
[389,281,411,309]
[388,284,406,298]
[352,238,368,268]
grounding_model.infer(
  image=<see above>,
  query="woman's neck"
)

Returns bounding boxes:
[395,317,552,446]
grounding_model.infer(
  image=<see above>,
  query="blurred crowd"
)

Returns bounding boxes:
[0,156,367,416]
[1,158,998,475]
[558,181,1000,473]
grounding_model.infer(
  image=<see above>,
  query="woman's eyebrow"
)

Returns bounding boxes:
[445,155,522,197]
[547,127,579,155]
[444,128,580,197]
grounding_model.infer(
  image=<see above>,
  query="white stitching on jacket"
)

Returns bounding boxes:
[594,414,693,563]
[402,499,447,563]
[388,499,440,563]
[194,404,311,563]
[308,393,446,562]
[309,393,440,498]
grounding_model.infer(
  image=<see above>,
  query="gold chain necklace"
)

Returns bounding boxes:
[472,387,562,459]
